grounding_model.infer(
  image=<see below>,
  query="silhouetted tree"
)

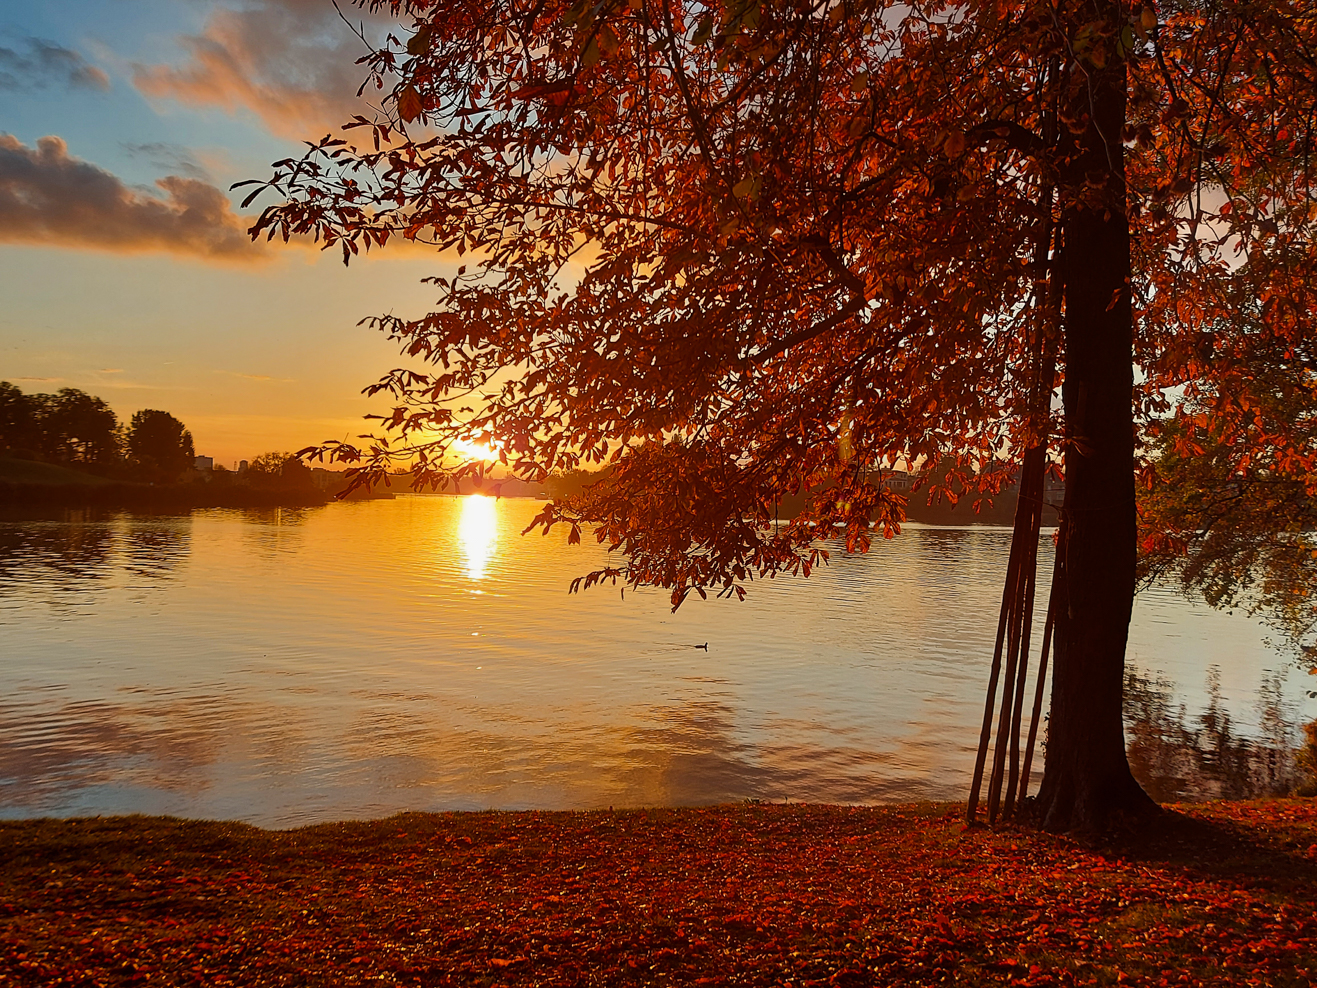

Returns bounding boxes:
[127,409,195,479]
[0,382,42,455]
[43,389,119,464]
[248,451,314,488]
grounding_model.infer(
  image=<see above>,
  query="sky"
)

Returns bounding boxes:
[0,0,458,466]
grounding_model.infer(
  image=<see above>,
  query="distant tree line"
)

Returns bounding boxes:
[1,381,195,481]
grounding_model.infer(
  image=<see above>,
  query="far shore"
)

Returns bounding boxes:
[0,479,337,511]
[0,455,361,511]
[2,800,1313,986]
[0,462,1054,526]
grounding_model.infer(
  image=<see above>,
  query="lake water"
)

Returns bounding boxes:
[2,495,1312,827]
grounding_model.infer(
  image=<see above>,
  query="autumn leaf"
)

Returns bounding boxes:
[396,84,423,122]
[406,26,431,56]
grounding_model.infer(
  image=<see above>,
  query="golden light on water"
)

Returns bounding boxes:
[459,494,498,580]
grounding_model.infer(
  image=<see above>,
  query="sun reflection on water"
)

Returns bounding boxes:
[459,494,498,580]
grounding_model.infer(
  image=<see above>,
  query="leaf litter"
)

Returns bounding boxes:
[2,800,1314,986]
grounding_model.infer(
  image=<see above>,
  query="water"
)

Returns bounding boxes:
[1,496,1311,827]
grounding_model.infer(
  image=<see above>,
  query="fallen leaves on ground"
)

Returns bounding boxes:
[2,800,1314,986]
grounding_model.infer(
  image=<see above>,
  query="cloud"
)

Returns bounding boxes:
[13,376,62,383]
[131,0,396,141]
[99,368,125,373]
[220,370,296,383]
[93,379,193,391]
[0,37,110,92]
[0,134,267,261]
[120,142,213,182]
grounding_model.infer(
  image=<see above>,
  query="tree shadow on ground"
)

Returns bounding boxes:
[1082,801,1317,894]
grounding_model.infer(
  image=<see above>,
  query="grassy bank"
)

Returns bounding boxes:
[0,457,332,510]
[2,801,1314,987]
[0,480,332,509]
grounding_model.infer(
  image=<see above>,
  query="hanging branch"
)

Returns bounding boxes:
[966,206,1058,825]
[985,441,1049,822]
[1018,519,1065,814]
[967,516,1026,824]
[967,54,1062,826]
[1001,451,1044,813]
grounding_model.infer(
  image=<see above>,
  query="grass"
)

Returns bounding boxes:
[0,457,114,487]
[1,800,1314,986]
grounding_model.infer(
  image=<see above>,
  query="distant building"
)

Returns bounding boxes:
[194,455,214,471]
[237,459,248,474]
[880,470,916,492]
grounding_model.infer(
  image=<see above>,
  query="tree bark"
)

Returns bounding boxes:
[1033,0,1158,831]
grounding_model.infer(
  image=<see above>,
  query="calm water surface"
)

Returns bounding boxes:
[2,496,1311,827]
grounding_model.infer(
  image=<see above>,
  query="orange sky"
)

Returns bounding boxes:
[1,0,458,464]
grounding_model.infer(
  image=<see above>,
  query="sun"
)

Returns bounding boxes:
[451,438,499,462]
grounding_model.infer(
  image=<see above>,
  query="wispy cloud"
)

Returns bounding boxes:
[221,370,296,383]
[0,134,267,261]
[98,368,125,374]
[131,0,395,141]
[0,37,110,92]
[120,142,213,182]
[13,376,62,383]
[93,379,194,391]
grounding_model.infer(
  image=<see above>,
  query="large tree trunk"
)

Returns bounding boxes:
[1033,0,1157,831]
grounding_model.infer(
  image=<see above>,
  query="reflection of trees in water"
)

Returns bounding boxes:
[0,513,116,588]
[0,511,194,593]
[1124,665,1302,802]
[911,527,983,566]
[120,519,191,579]
[239,507,312,559]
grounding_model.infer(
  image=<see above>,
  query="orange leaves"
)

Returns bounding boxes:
[731,173,760,200]
[405,25,432,57]
[511,79,575,102]
[240,0,1316,619]
[6,802,1317,987]
[396,84,423,123]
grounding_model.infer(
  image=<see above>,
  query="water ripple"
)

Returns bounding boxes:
[1,497,1311,826]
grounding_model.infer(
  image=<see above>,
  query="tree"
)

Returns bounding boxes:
[0,382,42,454]
[246,0,1316,830]
[127,409,195,478]
[1134,7,1317,657]
[1140,283,1317,659]
[248,451,314,488]
[1,384,120,463]
[42,388,119,464]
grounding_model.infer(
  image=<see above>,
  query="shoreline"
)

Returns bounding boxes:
[3,800,1313,986]
[0,482,1051,525]
[0,479,335,510]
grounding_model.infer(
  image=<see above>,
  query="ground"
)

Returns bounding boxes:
[2,801,1314,986]
[0,457,113,487]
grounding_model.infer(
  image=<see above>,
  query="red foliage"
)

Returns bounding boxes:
[3,801,1314,986]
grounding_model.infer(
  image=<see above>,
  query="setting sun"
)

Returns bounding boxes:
[451,438,500,462]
